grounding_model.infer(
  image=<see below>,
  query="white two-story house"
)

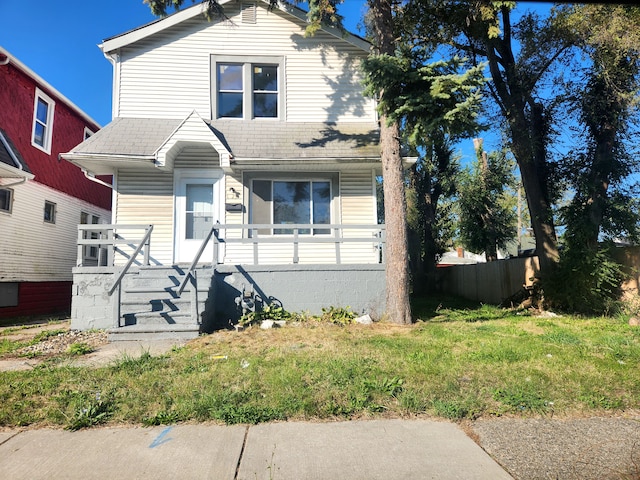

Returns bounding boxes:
[63,0,395,339]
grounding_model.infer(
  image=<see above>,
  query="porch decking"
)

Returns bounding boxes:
[72,224,386,339]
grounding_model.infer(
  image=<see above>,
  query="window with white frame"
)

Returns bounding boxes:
[213,56,282,119]
[80,212,100,260]
[83,127,94,141]
[251,179,332,234]
[32,88,55,153]
[44,201,56,224]
[0,188,12,213]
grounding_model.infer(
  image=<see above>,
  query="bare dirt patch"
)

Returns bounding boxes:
[0,320,108,361]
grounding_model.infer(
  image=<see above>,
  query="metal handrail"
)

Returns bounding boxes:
[175,223,219,296]
[108,225,154,296]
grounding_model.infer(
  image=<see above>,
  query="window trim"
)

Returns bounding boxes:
[0,187,13,214]
[211,55,284,120]
[44,201,56,224]
[31,88,56,153]
[248,174,337,236]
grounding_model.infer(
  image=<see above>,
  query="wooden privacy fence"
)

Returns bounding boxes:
[437,246,640,305]
[437,256,540,305]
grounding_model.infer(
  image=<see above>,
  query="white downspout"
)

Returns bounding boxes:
[82,169,114,190]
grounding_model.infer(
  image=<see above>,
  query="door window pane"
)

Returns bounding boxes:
[186,184,214,239]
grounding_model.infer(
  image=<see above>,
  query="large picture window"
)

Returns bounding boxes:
[213,56,282,119]
[252,179,331,234]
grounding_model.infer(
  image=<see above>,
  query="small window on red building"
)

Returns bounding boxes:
[31,88,55,153]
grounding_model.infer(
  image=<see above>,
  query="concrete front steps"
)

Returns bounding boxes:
[108,265,212,342]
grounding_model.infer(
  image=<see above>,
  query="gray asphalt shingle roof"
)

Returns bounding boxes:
[69,117,380,160]
[208,120,380,159]
[70,117,182,156]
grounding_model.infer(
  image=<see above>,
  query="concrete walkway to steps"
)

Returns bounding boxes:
[0,419,513,480]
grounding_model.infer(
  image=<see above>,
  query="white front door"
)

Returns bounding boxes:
[175,171,223,264]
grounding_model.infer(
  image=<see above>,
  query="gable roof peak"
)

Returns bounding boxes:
[100,0,371,54]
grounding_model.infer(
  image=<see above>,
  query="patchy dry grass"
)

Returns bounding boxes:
[0,298,638,429]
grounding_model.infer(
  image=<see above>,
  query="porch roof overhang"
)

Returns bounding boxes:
[61,112,231,176]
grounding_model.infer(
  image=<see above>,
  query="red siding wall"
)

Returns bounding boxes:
[0,60,111,210]
[0,282,71,318]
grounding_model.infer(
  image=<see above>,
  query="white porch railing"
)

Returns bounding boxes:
[76,223,385,268]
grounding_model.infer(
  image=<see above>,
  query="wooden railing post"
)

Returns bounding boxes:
[293,228,299,264]
[107,228,115,266]
[334,227,341,265]
[252,228,258,265]
[77,228,84,267]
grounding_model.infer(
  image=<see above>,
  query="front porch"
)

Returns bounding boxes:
[72,224,386,339]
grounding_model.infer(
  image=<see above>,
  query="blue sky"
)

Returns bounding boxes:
[0,0,367,127]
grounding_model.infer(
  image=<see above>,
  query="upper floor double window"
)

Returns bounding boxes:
[212,56,283,120]
[32,88,55,153]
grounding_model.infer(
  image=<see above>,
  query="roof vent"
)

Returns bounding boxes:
[241,2,257,24]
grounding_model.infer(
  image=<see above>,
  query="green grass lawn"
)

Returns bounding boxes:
[1,297,638,429]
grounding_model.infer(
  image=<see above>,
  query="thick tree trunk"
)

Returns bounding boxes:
[370,0,412,324]
[380,116,412,324]
[483,13,560,276]
[510,125,559,274]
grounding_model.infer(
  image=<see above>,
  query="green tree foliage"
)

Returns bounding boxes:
[542,4,640,315]
[406,134,460,292]
[362,48,486,292]
[556,4,640,249]
[400,0,571,277]
[457,142,517,261]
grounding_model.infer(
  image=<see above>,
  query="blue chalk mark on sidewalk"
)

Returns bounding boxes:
[149,426,173,449]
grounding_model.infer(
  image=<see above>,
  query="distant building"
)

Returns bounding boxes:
[0,46,111,318]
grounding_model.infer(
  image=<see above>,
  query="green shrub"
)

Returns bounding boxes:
[544,244,625,315]
[239,303,291,326]
[319,306,356,325]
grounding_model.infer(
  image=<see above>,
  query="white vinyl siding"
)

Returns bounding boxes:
[114,4,375,123]
[0,180,110,282]
[115,169,174,265]
[339,170,379,263]
[174,145,220,169]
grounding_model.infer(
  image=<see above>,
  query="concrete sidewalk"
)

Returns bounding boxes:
[0,419,513,479]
